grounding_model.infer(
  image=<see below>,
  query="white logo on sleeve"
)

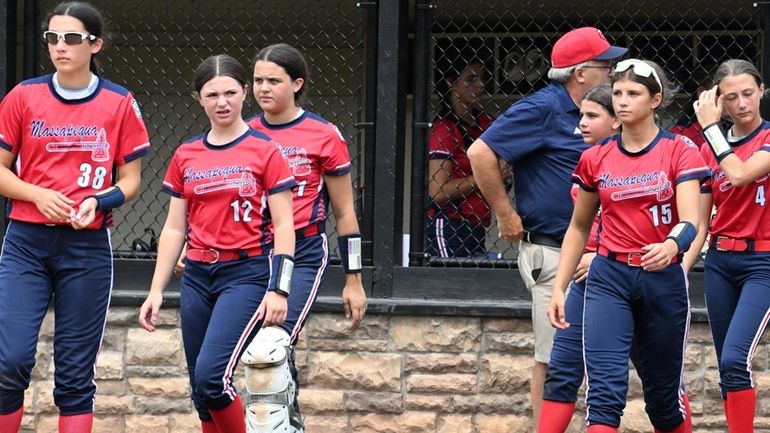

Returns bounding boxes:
[131,99,143,119]
[574,127,581,135]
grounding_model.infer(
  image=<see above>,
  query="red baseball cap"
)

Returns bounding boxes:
[551,27,627,68]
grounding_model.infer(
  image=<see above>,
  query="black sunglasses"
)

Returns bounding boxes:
[43,31,97,45]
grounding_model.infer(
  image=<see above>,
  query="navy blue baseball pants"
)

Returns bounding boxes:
[180,255,268,421]
[583,255,689,430]
[543,279,588,403]
[0,221,112,415]
[281,233,329,344]
[544,279,641,403]
[704,249,770,398]
[426,213,486,258]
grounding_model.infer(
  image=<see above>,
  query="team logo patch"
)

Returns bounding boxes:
[192,166,257,197]
[333,125,346,142]
[680,136,697,149]
[276,143,312,177]
[603,170,674,202]
[45,128,110,162]
[288,148,312,177]
[131,98,143,119]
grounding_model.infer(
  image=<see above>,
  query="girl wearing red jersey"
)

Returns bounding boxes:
[550,59,708,433]
[692,59,770,433]
[426,51,496,257]
[242,43,367,432]
[139,55,296,433]
[0,2,150,432]
[539,83,619,432]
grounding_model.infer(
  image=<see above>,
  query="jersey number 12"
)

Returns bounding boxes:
[231,199,254,222]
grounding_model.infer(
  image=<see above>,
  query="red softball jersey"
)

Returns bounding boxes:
[572,130,710,252]
[0,74,151,228]
[162,129,296,251]
[701,121,770,239]
[248,111,351,231]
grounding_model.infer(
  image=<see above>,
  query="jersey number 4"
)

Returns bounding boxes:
[78,163,107,189]
[757,185,766,206]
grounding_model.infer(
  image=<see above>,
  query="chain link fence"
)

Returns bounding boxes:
[22,0,764,273]
[36,0,368,259]
[421,0,761,267]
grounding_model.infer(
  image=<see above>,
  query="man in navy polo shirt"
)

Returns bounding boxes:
[467,27,626,432]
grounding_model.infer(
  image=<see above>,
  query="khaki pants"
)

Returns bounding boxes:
[518,240,561,364]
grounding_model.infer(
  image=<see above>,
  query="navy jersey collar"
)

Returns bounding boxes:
[203,128,252,150]
[730,120,770,148]
[45,73,104,104]
[616,128,665,156]
[257,111,309,130]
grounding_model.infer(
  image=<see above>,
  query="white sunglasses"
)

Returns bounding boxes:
[43,31,97,45]
[614,59,663,91]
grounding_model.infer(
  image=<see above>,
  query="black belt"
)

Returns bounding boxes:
[522,232,562,248]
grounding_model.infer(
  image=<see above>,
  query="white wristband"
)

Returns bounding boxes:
[703,123,733,162]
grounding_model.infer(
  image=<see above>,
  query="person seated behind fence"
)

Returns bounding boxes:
[670,65,714,147]
[426,49,502,258]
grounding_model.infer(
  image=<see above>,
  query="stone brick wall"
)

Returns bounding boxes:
[19,306,769,432]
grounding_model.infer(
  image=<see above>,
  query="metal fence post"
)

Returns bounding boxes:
[23,0,39,80]
[408,0,433,266]
[0,0,10,231]
[371,0,408,297]
[756,1,770,119]
[357,0,378,266]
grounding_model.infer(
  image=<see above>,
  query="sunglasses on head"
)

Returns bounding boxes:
[43,31,97,45]
[614,59,663,91]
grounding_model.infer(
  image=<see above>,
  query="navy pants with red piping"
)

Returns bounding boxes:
[180,255,269,421]
[704,249,770,397]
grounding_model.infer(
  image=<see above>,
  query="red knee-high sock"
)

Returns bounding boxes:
[727,388,756,433]
[0,407,23,433]
[537,400,576,433]
[209,395,245,433]
[723,398,729,424]
[682,392,692,432]
[201,420,220,433]
[587,425,618,433]
[59,413,93,433]
[652,392,693,433]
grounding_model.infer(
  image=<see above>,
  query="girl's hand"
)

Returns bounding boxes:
[34,188,74,222]
[573,252,596,283]
[547,288,569,329]
[139,291,163,332]
[71,197,97,229]
[258,291,288,327]
[174,255,186,278]
[342,281,367,331]
[641,239,679,272]
[694,85,724,127]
